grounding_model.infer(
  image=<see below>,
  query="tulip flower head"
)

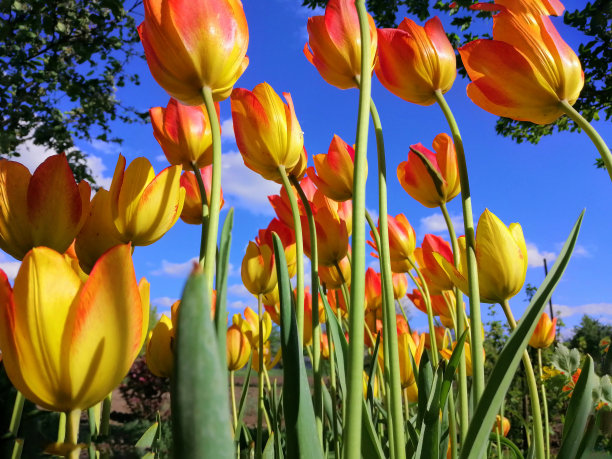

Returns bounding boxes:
[241,238,277,296]
[375,17,456,105]
[458,4,583,124]
[226,323,252,371]
[398,331,426,388]
[413,234,454,293]
[251,341,281,373]
[231,83,304,183]
[138,0,249,104]
[319,253,351,289]
[365,268,383,310]
[0,244,148,412]
[258,218,297,278]
[392,273,409,300]
[233,307,272,348]
[179,166,225,225]
[109,155,185,247]
[529,312,557,348]
[146,314,175,378]
[398,133,460,208]
[434,209,528,303]
[304,0,378,89]
[307,135,357,201]
[0,155,90,260]
[369,214,416,273]
[440,341,480,376]
[150,98,220,168]
[492,415,511,437]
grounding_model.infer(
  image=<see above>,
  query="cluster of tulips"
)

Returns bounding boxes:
[0,0,610,457]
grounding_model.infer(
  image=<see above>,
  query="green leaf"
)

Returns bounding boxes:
[550,343,582,376]
[575,413,599,458]
[172,271,233,458]
[460,210,584,459]
[273,234,323,459]
[366,332,381,407]
[416,352,433,427]
[236,361,253,430]
[439,330,468,410]
[361,398,385,459]
[321,288,348,396]
[487,433,524,459]
[558,355,596,459]
[135,420,160,449]
[215,208,234,370]
[415,362,444,458]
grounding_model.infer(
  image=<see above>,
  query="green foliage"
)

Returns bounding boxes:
[569,315,612,374]
[0,0,147,182]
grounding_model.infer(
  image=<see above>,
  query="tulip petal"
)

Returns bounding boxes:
[0,161,33,260]
[138,277,151,351]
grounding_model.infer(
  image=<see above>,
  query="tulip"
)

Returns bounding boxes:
[369,214,416,273]
[251,341,281,373]
[492,415,511,437]
[362,371,379,399]
[303,288,325,346]
[319,253,351,289]
[268,177,317,229]
[138,0,249,104]
[424,326,450,352]
[307,135,357,201]
[375,17,456,105]
[440,341,482,377]
[458,5,583,124]
[365,268,382,310]
[75,188,123,274]
[326,288,348,318]
[302,204,349,267]
[396,315,410,336]
[413,234,454,293]
[392,273,408,300]
[364,308,383,347]
[434,209,528,303]
[241,239,277,296]
[179,166,225,225]
[320,333,330,360]
[405,382,418,402]
[304,0,377,89]
[231,83,304,183]
[0,244,148,412]
[263,286,281,325]
[398,133,460,208]
[398,331,426,388]
[257,219,297,278]
[0,155,90,261]
[109,155,185,247]
[150,98,220,169]
[146,314,174,378]
[529,312,557,349]
[233,307,272,348]
[226,324,251,371]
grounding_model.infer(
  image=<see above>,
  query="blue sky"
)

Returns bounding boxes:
[4,0,611,337]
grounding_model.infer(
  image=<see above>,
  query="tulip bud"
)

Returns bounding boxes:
[365,268,382,310]
[307,135,357,201]
[179,166,225,225]
[319,254,351,289]
[392,273,408,300]
[241,240,277,296]
[529,313,557,349]
[369,214,416,273]
[226,324,251,372]
[146,315,175,378]
[492,415,511,437]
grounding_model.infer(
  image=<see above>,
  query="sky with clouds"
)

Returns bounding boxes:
[2,0,610,336]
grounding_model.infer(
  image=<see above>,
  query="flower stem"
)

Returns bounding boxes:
[57,412,66,443]
[100,392,111,437]
[191,163,210,264]
[327,313,341,459]
[434,89,484,404]
[201,86,222,293]
[343,1,371,455]
[290,175,323,446]
[230,370,238,436]
[66,409,81,459]
[560,100,612,182]
[370,97,406,459]
[500,300,545,459]
[256,293,265,459]
[408,258,438,361]
[278,165,305,342]
[538,349,550,459]
[440,202,469,437]
[8,391,24,438]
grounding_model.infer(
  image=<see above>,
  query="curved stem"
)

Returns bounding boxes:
[408,258,438,360]
[230,370,238,436]
[201,86,222,293]
[191,163,210,263]
[560,100,612,181]
[256,293,265,459]
[435,89,484,403]
[8,391,25,438]
[291,175,323,446]
[500,300,545,459]
[327,314,341,459]
[441,203,469,436]
[278,166,305,343]
[343,2,371,456]
[538,349,550,459]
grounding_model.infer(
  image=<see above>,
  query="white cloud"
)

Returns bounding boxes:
[0,254,20,282]
[573,244,591,258]
[229,300,251,314]
[420,213,464,235]
[228,283,251,298]
[152,296,177,308]
[155,154,167,163]
[89,139,121,156]
[152,257,198,277]
[86,154,113,189]
[221,118,236,144]
[221,151,280,215]
[554,303,612,319]
[526,242,557,268]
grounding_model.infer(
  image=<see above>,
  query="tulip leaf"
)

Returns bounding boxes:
[440,330,468,410]
[575,412,599,459]
[416,352,432,427]
[361,397,385,459]
[415,362,444,459]
[558,355,596,459]
[172,270,233,459]
[409,145,446,198]
[215,207,234,369]
[135,420,160,449]
[406,417,419,456]
[487,434,524,459]
[460,210,584,459]
[366,332,381,407]
[236,361,252,432]
[273,233,323,459]
[321,287,348,397]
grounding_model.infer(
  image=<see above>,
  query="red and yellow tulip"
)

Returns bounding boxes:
[529,312,557,349]
[241,239,277,296]
[369,214,416,273]
[413,234,454,294]
[226,323,252,372]
[179,165,225,225]
[307,135,357,202]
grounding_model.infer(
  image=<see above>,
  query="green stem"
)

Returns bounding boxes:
[100,393,111,437]
[57,412,66,443]
[538,349,550,459]
[434,89,484,404]
[500,300,545,459]
[230,370,238,436]
[370,97,406,459]
[560,100,612,182]
[201,86,222,293]
[66,409,81,459]
[10,439,23,459]
[8,392,25,438]
[448,390,458,459]
[291,175,323,446]
[278,165,305,343]
[191,163,210,263]
[343,1,371,455]
[408,258,438,361]
[327,314,341,459]
[256,293,265,459]
[440,202,469,436]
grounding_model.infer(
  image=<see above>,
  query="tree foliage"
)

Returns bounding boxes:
[0,0,146,182]
[303,0,611,166]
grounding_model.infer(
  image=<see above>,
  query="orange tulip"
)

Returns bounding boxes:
[75,188,123,274]
[257,219,296,278]
[369,214,416,273]
[424,326,450,352]
[109,155,185,247]
[440,341,482,377]
[251,341,281,373]
[326,288,348,318]
[413,234,454,294]
[397,133,460,208]
[268,177,317,229]
[398,331,426,388]
[319,253,351,289]
[303,288,325,346]
[0,155,90,260]
[226,324,251,371]
[492,415,511,437]
[320,333,330,360]
[375,17,456,105]
[529,312,557,349]
[138,0,248,104]
[231,83,304,183]
[458,5,583,124]
[304,0,377,89]
[0,244,148,412]
[302,206,349,267]
[241,239,277,296]
[263,286,281,325]
[179,166,225,225]
[150,98,220,168]
[364,308,383,347]
[365,268,382,310]
[307,135,357,202]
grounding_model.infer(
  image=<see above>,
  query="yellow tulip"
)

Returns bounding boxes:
[251,341,281,373]
[109,155,185,247]
[0,244,148,412]
[434,209,528,303]
[146,315,174,378]
[232,307,272,348]
[398,331,426,388]
[241,240,277,296]
[226,324,251,372]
